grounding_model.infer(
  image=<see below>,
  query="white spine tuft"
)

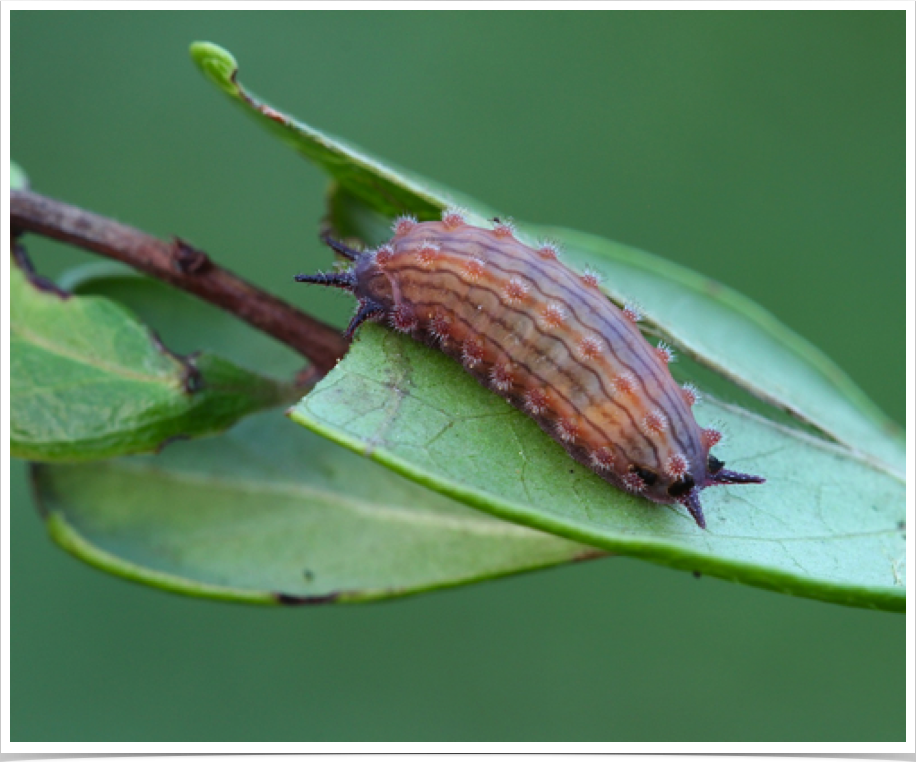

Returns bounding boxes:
[392,215,418,236]
[441,206,468,229]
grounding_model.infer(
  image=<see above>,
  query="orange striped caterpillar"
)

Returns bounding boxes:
[296,209,764,528]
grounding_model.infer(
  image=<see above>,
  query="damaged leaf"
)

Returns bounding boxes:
[29,264,602,603]
[10,259,289,461]
[33,410,603,604]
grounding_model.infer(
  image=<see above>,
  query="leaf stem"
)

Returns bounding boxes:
[10,189,348,375]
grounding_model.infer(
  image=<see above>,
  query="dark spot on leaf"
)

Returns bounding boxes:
[274,591,340,606]
[573,549,609,563]
[897,520,905,531]
[303,569,315,581]
[147,330,204,394]
[181,359,205,394]
[693,571,702,579]
[156,434,191,454]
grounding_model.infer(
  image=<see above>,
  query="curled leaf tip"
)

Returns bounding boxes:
[189,41,239,95]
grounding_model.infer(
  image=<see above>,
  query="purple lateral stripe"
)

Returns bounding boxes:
[300,223,769,527]
[396,270,663,465]
[408,292,652,458]
[395,257,693,459]
[421,246,697,455]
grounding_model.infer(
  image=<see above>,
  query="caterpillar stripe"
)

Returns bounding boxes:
[297,210,764,528]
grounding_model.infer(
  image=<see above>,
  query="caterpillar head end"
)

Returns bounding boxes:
[672,456,765,529]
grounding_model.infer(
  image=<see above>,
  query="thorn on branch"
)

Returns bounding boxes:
[10,189,349,377]
[171,237,212,275]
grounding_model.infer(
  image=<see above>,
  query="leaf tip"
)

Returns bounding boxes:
[189,41,239,95]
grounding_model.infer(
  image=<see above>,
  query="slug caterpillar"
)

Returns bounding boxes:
[297,209,764,528]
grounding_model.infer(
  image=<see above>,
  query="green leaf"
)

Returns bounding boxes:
[194,42,902,473]
[10,160,29,190]
[537,226,905,474]
[30,264,602,603]
[10,259,289,461]
[58,261,304,380]
[188,41,239,96]
[291,326,904,612]
[195,43,904,609]
[33,409,602,604]
[189,41,481,222]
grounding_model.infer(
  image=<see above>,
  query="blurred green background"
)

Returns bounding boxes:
[10,11,904,741]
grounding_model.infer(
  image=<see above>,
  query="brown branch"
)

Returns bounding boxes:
[10,189,349,376]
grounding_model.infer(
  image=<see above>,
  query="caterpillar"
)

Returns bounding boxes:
[296,208,764,529]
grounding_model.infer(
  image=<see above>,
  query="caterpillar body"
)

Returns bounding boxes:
[297,209,764,528]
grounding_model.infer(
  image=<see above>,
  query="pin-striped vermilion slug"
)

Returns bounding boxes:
[296,209,764,528]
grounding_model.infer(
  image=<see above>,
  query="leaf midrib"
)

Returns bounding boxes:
[12,323,180,388]
[86,460,552,540]
[711,398,905,483]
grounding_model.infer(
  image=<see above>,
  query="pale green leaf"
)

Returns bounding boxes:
[291,326,905,611]
[58,261,305,380]
[194,42,905,610]
[10,160,29,190]
[30,267,602,603]
[193,41,902,471]
[33,410,603,604]
[10,260,289,461]
[189,41,483,221]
